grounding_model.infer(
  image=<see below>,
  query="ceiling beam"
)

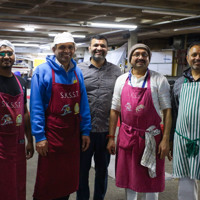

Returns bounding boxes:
[50,0,199,15]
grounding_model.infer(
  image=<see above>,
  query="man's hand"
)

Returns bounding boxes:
[167,141,173,161]
[158,138,170,160]
[36,140,48,156]
[26,141,34,159]
[82,136,90,152]
[107,138,116,155]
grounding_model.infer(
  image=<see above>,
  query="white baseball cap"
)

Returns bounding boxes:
[0,40,15,52]
[51,32,76,48]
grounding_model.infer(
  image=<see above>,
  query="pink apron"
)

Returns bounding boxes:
[0,74,26,200]
[33,69,81,200]
[116,71,165,192]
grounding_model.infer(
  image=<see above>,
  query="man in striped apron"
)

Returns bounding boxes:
[171,42,200,200]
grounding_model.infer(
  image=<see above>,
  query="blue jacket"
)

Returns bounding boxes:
[30,55,91,143]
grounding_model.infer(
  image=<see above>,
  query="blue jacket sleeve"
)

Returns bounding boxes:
[76,67,91,136]
[30,65,49,143]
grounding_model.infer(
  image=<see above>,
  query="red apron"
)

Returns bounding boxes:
[116,72,165,192]
[33,69,81,200]
[0,74,26,200]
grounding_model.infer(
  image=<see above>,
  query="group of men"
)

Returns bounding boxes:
[0,31,200,200]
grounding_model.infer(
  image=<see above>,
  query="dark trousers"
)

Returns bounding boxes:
[33,195,69,200]
[77,132,111,200]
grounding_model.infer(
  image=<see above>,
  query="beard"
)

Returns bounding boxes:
[1,61,14,69]
[91,50,106,62]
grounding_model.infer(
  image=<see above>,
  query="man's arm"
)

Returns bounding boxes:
[78,69,91,152]
[158,108,172,159]
[30,70,48,156]
[107,109,120,155]
[24,104,34,159]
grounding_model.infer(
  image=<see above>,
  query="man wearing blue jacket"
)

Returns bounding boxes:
[30,32,91,200]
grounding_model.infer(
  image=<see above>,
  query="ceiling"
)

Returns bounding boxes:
[0,0,200,48]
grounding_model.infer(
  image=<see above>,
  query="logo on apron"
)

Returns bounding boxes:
[136,104,145,112]
[125,102,132,111]
[74,103,79,114]
[16,114,22,126]
[1,114,13,126]
[61,104,71,116]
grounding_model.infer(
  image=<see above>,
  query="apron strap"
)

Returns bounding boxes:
[184,78,188,83]
[175,129,200,157]
[128,69,149,88]
[52,69,55,83]
[13,73,23,94]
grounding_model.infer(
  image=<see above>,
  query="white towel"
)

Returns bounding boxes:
[140,125,160,178]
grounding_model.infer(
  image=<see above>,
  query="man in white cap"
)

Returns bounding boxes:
[30,32,91,200]
[0,40,34,200]
[107,43,172,200]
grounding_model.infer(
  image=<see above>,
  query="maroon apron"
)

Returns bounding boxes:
[0,74,26,200]
[33,69,81,200]
[116,72,165,192]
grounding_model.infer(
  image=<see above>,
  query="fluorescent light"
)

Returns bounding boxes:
[72,35,86,38]
[90,22,137,30]
[24,26,35,32]
[13,43,39,47]
[48,33,57,37]
[48,33,86,38]
[142,9,196,17]
[76,43,86,46]
[174,25,200,32]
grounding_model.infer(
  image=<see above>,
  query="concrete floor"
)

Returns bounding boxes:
[26,149,200,200]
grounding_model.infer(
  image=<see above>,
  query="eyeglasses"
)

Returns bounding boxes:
[132,53,148,58]
[0,51,13,57]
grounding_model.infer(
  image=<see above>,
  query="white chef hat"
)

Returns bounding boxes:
[0,40,15,52]
[51,32,76,48]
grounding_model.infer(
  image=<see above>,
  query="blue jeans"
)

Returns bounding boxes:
[77,132,111,200]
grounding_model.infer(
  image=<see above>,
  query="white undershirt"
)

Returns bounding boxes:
[111,70,171,117]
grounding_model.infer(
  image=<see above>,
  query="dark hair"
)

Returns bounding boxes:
[187,42,200,55]
[90,35,108,46]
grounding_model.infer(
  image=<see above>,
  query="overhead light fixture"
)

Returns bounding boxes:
[174,25,200,32]
[89,22,137,30]
[13,43,39,47]
[76,43,87,46]
[142,9,196,17]
[48,33,57,37]
[115,17,136,22]
[24,26,35,32]
[72,34,86,38]
[48,33,86,38]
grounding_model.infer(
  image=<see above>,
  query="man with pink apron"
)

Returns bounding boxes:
[0,40,34,200]
[107,44,172,200]
[30,32,91,200]
[171,43,200,200]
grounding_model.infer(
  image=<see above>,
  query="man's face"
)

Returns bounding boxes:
[52,42,75,65]
[0,46,15,69]
[187,45,200,71]
[89,39,108,62]
[130,48,149,70]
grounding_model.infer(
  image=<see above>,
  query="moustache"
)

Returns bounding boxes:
[136,59,146,63]
[94,50,105,54]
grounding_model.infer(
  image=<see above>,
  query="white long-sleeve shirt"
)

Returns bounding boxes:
[111,70,171,117]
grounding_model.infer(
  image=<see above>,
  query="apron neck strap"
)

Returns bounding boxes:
[52,69,55,83]
[128,69,149,88]
[184,78,188,83]
[13,73,23,93]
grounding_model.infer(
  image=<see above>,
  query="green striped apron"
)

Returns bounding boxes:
[173,78,200,179]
